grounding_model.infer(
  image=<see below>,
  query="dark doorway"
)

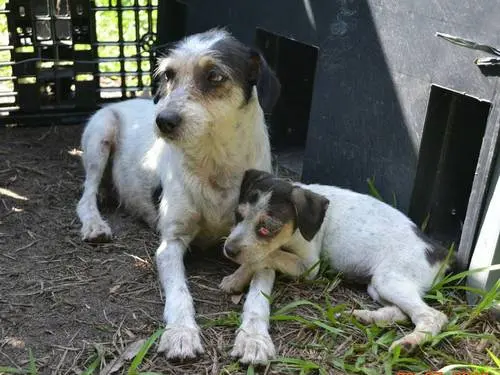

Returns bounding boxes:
[409,85,491,247]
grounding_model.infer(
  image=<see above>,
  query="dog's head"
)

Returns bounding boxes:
[153,28,280,147]
[223,169,330,265]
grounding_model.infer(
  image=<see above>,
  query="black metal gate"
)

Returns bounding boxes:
[0,0,159,126]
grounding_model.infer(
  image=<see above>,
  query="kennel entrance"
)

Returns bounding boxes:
[255,28,319,178]
[409,85,492,262]
[0,0,159,126]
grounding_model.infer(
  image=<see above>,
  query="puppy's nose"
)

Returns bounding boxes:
[156,111,182,134]
[224,244,240,258]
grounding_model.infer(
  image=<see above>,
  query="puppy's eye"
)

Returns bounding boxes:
[257,226,271,237]
[256,216,282,238]
[164,68,175,81]
[207,70,226,83]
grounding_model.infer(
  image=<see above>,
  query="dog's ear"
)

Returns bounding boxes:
[239,169,271,203]
[291,187,330,241]
[248,49,281,113]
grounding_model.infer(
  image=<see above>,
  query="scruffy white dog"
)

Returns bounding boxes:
[76,29,281,363]
[221,169,450,352]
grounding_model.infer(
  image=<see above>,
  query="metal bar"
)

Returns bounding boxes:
[134,0,142,88]
[116,0,126,98]
[0,106,20,111]
[98,71,142,77]
[91,6,156,11]
[99,86,147,92]
[0,91,17,97]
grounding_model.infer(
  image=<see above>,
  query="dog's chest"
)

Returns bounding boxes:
[192,180,239,244]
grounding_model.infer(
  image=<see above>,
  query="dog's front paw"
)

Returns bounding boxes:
[157,325,204,359]
[81,220,112,243]
[231,329,276,365]
[219,273,246,294]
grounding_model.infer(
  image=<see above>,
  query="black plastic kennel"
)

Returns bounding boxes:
[0,0,161,125]
[1,0,499,275]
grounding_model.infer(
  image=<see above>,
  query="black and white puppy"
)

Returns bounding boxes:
[221,169,449,352]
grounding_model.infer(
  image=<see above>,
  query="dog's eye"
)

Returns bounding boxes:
[207,70,226,83]
[164,68,175,81]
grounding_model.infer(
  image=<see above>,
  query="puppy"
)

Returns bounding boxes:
[221,169,449,351]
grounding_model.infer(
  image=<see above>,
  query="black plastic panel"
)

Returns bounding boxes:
[0,0,160,125]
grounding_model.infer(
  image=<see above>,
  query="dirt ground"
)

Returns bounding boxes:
[0,124,498,375]
[0,124,346,374]
[0,124,237,373]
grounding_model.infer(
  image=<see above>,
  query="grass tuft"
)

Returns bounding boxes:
[127,328,165,375]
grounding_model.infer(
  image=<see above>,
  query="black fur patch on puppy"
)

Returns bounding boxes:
[239,169,329,241]
[412,226,450,265]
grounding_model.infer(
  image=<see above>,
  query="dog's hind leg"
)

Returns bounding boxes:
[353,305,408,324]
[76,107,117,242]
[368,272,448,352]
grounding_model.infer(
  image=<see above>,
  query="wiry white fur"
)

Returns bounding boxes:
[76,29,277,363]
[223,182,449,355]
[77,99,160,242]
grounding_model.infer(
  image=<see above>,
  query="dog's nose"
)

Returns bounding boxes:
[224,244,240,258]
[156,111,182,134]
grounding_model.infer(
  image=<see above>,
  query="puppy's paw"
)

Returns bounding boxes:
[231,329,276,365]
[220,273,247,294]
[389,332,426,352]
[157,325,204,359]
[81,220,112,243]
[352,309,376,324]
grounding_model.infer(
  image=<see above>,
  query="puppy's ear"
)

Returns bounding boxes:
[248,49,281,113]
[291,187,329,241]
[239,169,271,203]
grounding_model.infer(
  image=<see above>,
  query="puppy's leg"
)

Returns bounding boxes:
[370,273,448,351]
[220,264,255,294]
[267,250,312,277]
[76,109,116,242]
[353,283,409,324]
[156,239,204,359]
[220,250,312,294]
[232,269,276,364]
[353,305,408,324]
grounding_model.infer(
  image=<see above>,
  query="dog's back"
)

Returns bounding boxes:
[302,183,449,287]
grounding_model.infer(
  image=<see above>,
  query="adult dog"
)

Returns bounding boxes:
[76,29,281,363]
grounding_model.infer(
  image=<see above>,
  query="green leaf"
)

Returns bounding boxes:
[272,299,324,317]
[366,177,384,202]
[28,350,38,375]
[487,348,500,368]
[0,367,26,374]
[127,328,165,375]
[81,354,102,375]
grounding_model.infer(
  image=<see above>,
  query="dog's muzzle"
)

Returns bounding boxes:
[156,110,182,137]
[223,243,241,259]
